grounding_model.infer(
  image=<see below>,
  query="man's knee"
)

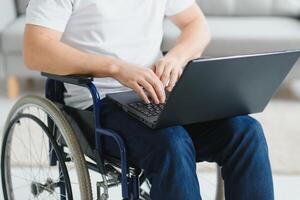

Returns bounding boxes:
[159,126,193,150]
[150,126,196,167]
[223,116,264,139]
[222,116,269,159]
[237,116,265,142]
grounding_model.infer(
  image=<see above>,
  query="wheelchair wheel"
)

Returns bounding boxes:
[1,95,92,200]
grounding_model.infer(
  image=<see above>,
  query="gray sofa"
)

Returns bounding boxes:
[163,0,300,80]
[0,0,16,80]
[1,0,35,77]
[1,0,300,97]
[0,0,39,98]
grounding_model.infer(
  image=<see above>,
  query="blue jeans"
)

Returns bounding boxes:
[99,99,274,200]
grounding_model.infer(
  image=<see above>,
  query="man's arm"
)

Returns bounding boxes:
[23,25,119,77]
[23,25,165,104]
[153,3,211,91]
[168,3,211,62]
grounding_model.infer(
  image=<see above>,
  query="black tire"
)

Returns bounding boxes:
[1,95,92,200]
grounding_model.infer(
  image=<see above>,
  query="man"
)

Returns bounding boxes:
[24,0,274,199]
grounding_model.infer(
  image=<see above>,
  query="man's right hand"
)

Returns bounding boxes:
[112,61,166,104]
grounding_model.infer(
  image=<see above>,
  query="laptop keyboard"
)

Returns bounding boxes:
[129,102,165,117]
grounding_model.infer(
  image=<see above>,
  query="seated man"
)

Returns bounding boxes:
[23,0,274,199]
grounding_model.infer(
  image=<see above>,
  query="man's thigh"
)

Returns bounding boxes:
[99,99,192,167]
[184,115,264,164]
[99,99,263,167]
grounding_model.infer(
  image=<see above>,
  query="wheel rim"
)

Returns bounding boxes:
[1,104,81,200]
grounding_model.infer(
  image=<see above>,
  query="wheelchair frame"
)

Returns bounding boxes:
[38,72,225,200]
[43,72,140,200]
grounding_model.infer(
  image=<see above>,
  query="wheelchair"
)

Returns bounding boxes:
[1,72,224,200]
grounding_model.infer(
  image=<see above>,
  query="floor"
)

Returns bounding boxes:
[0,86,300,199]
[0,168,299,200]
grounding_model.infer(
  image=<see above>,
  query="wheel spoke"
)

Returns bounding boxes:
[2,100,90,200]
[13,184,31,191]
[10,149,32,181]
[13,121,40,165]
[11,173,34,182]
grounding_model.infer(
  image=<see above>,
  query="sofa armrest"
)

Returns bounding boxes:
[0,1,17,31]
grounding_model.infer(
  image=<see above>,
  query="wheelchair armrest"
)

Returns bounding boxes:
[41,72,93,86]
[42,72,101,128]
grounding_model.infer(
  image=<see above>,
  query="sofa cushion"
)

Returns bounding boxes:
[196,0,300,16]
[0,0,17,30]
[0,0,17,53]
[0,54,4,79]
[16,0,30,15]
[162,17,300,56]
[17,0,300,16]
[6,54,41,78]
[1,15,25,54]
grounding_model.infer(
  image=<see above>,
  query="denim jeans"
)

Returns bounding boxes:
[98,98,274,200]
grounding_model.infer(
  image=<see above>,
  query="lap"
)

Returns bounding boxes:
[185,115,264,163]
[100,99,191,164]
[99,98,263,165]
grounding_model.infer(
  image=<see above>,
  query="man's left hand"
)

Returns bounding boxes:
[152,55,186,92]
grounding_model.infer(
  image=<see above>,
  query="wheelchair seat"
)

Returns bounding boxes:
[62,105,95,154]
[62,104,140,171]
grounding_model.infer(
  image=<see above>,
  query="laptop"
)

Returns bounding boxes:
[107,50,300,129]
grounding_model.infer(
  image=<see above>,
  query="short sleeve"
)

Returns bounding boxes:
[26,0,73,32]
[165,0,195,16]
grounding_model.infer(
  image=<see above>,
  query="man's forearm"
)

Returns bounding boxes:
[166,16,211,66]
[24,26,120,77]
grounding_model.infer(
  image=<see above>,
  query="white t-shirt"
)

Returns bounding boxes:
[26,0,195,109]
